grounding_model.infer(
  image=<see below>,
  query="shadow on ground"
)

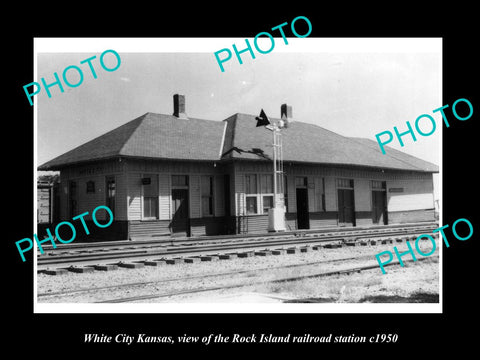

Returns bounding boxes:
[283,297,337,303]
[283,292,439,303]
[359,292,439,303]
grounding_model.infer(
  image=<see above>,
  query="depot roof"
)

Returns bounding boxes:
[38,111,439,173]
[221,113,439,172]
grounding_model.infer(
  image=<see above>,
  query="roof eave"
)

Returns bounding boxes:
[38,154,224,171]
[228,156,438,173]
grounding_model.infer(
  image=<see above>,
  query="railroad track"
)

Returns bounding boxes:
[38,222,437,252]
[38,254,368,299]
[54,255,437,303]
[37,222,438,272]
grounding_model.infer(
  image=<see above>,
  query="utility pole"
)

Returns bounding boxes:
[256,108,287,232]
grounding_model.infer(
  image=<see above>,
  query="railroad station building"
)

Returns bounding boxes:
[38,94,439,241]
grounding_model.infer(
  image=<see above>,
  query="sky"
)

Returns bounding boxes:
[36,38,442,183]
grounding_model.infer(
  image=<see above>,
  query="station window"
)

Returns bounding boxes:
[246,197,257,215]
[201,175,214,216]
[260,174,274,214]
[245,174,257,215]
[262,195,273,214]
[337,178,354,189]
[244,174,282,215]
[143,197,158,219]
[143,174,158,219]
[372,180,386,190]
[86,180,95,194]
[295,177,308,187]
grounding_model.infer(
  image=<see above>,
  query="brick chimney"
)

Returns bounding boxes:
[173,94,188,119]
[281,104,293,127]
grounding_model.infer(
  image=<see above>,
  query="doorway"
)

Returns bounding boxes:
[171,188,189,236]
[372,190,388,225]
[338,188,355,226]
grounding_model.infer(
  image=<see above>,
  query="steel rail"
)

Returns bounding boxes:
[37,221,439,252]
[37,226,436,267]
[95,256,438,303]
[38,254,367,298]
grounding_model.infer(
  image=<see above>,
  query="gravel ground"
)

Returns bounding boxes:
[37,240,440,303]
[154,257,439,304]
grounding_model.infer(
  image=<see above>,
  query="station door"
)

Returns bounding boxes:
[338,189,355,226]
[296,188,310,229]
[171,188,190,236]
[372,190,388,225]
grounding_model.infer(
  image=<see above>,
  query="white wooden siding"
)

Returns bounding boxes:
[127,173,142,220]
[127,159,224,175]
[324,177,337,211]
[387,178,434,211]
[158,174,171,220]
[57,160,126,221]
[354,179,371,211]
[286,175,296,213]
[56,159,435,223]
[61,176,112,221]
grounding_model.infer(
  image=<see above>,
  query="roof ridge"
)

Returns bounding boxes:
[220,113,239,158]
[39,110,438,173]
[219,121,227,158]
[235,112,353,140]
[144,111,224,124]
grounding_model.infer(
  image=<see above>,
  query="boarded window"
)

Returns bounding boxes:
[245,174,257,194]
[143,174,158,219]
[172,175,188,187]
[260,174,273,194]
